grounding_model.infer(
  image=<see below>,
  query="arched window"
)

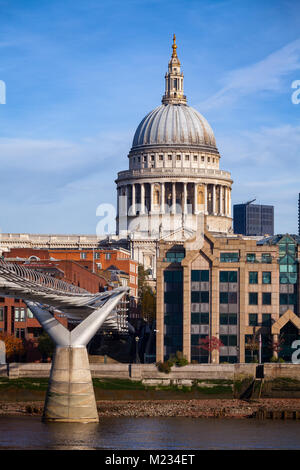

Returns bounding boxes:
[28,256,40,262]
[154,185,160,205]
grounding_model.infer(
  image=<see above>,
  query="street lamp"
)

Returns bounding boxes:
[259,333,262,364]
[135,336,140,364]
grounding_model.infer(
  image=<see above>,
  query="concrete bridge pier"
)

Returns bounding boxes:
[25,290,126,423]
[43,345,98,423]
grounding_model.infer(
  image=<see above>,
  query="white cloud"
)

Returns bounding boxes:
[0,131,131,232]
[218,123,300,233]
[200,38,300,110]
[220,124,300,168]
[0,131,131,173]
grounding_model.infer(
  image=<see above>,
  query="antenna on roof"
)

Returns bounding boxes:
[244,198,256,205]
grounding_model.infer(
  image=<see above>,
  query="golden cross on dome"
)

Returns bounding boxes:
[172,34,178,58]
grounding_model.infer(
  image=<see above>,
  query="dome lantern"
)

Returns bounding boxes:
[162,34,187,105]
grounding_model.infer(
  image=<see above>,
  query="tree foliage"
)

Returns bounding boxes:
[0,333,25,361]
[198,336,224,352]
[245,334,259,352]
[169,350,189,367]
[156,351,189,374]
[138,264,156,321]
[268,334,285,353]
[37,332,54,361]
[245,333,260,362]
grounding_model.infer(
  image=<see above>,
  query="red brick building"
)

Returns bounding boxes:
[0,247,139,358]
[0,250,111,348]
[5,247,138,298]
[48,248,138,298]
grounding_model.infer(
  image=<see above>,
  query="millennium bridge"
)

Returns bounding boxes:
[0,260,130,423]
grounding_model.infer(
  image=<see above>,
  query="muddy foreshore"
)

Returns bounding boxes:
[1,399,300,419]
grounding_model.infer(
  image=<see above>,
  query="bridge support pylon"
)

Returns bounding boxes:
[26,290,125,423]
[43,345,98,423]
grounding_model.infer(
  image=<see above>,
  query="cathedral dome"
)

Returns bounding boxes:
[130,34,216,152]
[116,35,233,243]
[132,103,216,149]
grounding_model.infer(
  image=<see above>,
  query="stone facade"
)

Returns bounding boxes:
[0,233,126,255]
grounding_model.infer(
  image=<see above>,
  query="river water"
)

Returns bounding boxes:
[0,416,300,449]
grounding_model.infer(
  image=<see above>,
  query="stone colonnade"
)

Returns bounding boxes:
[117,181,232,217]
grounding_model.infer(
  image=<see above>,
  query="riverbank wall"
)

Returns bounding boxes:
[2,362,300,383]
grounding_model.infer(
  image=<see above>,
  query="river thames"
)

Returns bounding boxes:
[0,416,300,450]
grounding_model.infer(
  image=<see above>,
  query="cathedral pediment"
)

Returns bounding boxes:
[158,226,196,242]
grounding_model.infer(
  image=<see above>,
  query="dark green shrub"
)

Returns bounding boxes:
[37,332,54,361]
[167,355,177,367]
[156,351,189,373]
[174,351,188,367]
[176,357,189,367]
[156,361,172,374]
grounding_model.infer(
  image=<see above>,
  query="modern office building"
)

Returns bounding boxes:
[156,226,300,364]
[233,200,274,236]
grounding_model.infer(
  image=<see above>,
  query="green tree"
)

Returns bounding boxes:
[245,333,259,362]
[37,332,54,362]
[138,264,156,321]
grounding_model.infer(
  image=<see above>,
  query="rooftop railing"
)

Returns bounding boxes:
[117,167,231,180]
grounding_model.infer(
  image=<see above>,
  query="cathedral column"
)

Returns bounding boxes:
[172,182,176,214]
[183,182,187,214]
[116,186,120,234]
[220,186,224,215]
[150,182,154,214]
[204,184,208,215]
[229,188,232,217]
[225,187,229,217]
[160,182,165,214]
[131,184,136,216]
[217,185,220,214]
[125,185,129,214]
[140,183,145,214]
[213,185,216,215]
[117,186,120,218]
[194,183,198,214]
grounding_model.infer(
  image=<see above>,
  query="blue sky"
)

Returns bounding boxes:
[0,0,299,235]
